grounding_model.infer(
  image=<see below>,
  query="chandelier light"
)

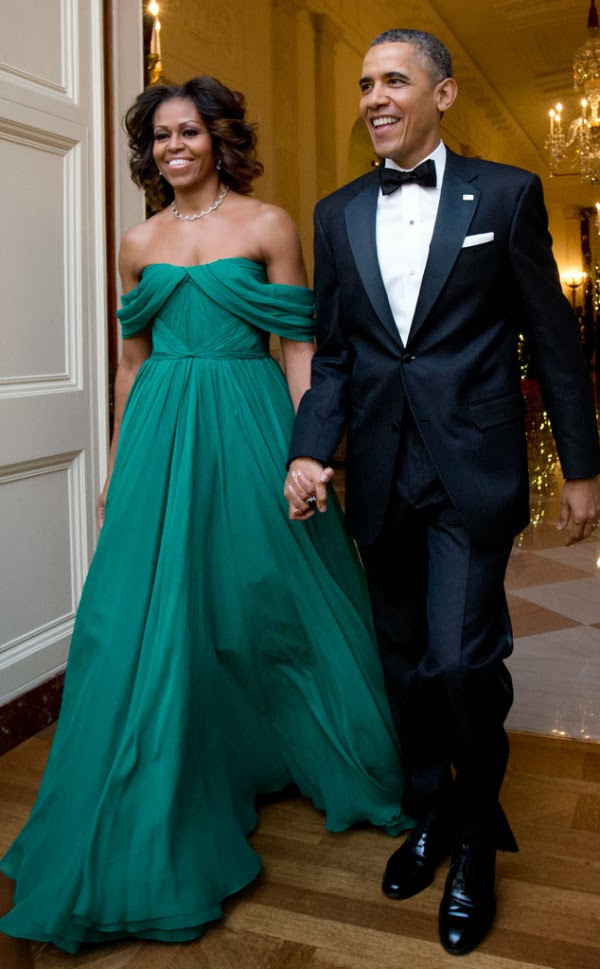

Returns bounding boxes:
[546,0,600,181]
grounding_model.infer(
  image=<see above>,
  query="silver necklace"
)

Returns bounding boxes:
[171,185,229,221]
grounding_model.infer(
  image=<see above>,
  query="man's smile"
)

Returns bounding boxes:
[371,116,400,128]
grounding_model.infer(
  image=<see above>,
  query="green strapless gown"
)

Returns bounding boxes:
[0,260,409,953]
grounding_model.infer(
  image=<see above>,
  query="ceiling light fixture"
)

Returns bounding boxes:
[546,0,600,182]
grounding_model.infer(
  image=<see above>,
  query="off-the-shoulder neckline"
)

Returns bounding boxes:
[140,257,263,276]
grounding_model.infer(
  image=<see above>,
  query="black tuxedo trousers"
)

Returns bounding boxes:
[359,410,515,847]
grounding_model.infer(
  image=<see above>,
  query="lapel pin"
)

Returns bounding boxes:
[463,194,474,201]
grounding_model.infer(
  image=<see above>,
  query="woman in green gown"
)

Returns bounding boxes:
[0,77,409,953]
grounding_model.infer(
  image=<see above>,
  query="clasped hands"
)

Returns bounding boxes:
[285,464,600,543]
[285,458,334,519]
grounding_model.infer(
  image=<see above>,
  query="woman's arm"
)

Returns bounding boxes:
[96,330,152,528]
[258,205,334,512]
[96,232,153,529]
[280,338,314,412]
[259,205,314,410]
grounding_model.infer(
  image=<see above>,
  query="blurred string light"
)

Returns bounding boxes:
[515,401,560,546]
[594,262,600,314]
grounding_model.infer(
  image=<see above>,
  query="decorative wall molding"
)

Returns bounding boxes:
[0,117,82,398]
[0,452,87,702]
[0,0,78,103]
[493,0,582,28]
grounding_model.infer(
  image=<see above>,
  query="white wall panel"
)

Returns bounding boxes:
[1,457,77,642]
[0,131,74,384]
[0,452,87,701]
[0,109,82,396]
[0,0,76,99]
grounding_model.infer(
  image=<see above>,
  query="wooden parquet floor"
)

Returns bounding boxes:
[1,728,599,969]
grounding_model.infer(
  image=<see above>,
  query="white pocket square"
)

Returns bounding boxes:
[462,232,494,248]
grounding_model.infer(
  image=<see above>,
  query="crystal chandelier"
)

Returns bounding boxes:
[546,0,600,182]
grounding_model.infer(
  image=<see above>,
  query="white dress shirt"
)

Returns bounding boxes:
[376,141,446,345]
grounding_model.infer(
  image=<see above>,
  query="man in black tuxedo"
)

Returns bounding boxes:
[285,28,600,956]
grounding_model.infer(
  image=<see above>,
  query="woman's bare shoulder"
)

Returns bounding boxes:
[119,211,169,284]
[233,198,299,252]
[231,197,305,284]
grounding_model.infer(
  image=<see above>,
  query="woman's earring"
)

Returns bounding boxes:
[216,160,222,171]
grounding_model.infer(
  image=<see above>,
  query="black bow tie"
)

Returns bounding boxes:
[379,159,437,194]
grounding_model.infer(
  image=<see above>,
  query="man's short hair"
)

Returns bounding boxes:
[370,29,453,83]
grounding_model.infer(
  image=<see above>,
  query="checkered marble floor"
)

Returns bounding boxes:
[506,384,600,741]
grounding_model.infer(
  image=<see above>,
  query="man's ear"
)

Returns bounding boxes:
[436,77,458,114]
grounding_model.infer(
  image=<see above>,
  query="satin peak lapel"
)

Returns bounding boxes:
[409,167,480,342]
[345,177,402,346]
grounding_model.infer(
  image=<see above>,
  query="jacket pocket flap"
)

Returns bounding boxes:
[470,393,525,429]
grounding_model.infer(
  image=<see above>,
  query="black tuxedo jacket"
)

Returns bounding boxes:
[289,148,600,548]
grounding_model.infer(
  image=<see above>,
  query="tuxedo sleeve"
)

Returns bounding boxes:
[508,174,600,479]
[288,206,352,465]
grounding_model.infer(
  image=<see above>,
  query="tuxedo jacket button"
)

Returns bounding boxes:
[402,353,416,362]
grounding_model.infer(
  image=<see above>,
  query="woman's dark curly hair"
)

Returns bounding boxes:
[124,76,264,211]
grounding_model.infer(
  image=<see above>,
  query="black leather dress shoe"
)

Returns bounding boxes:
[439,843,496,956]
[382,813,450,900]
